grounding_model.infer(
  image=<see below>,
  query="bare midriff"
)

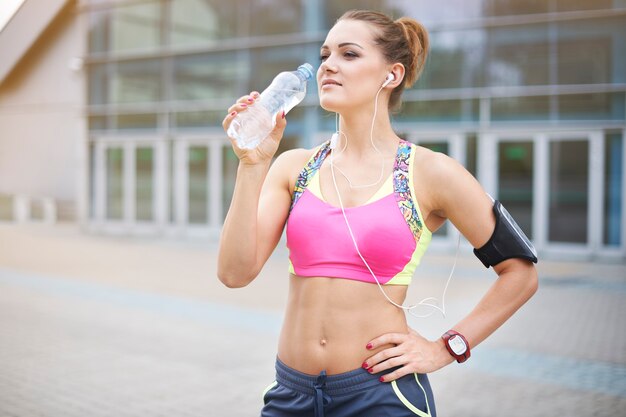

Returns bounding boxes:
[277,274,409,375]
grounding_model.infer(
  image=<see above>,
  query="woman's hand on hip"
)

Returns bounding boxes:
[363,328,453,382]
[222,91,287,166]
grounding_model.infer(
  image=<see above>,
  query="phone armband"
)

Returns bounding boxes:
[473,200,538,268]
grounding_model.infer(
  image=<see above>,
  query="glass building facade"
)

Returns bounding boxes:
[83,0,626,259]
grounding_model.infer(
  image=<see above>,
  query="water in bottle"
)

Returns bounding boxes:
[227,63,314,149]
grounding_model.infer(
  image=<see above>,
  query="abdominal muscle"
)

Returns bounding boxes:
[277,274,409,375]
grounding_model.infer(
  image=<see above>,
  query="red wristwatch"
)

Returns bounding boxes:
[442,330,471,363]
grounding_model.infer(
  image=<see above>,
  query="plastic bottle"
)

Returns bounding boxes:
[227,63,314,149]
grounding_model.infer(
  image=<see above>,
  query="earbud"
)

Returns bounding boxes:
[381,73,395,88]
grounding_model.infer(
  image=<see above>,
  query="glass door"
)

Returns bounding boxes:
[497,140,534,239]
[92,140,160,233]
[172,137,225,235]
[489,132,598,257]
[547,140,589,244]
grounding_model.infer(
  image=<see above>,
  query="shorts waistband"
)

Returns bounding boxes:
[275,357,383,396]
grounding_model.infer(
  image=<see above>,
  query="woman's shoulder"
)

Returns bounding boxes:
[274,142,326,170]
[412,144,462,177]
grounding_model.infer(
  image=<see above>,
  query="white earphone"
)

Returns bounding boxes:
[381,73,395,88]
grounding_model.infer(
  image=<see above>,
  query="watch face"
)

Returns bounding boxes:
[449,335,467,355]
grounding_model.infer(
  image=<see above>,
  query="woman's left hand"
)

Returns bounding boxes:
[363,328,452,382]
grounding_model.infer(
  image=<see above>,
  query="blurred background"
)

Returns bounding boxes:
[0,0,624,261]
[0,1,625,416]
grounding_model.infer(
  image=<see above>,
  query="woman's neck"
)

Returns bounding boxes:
[336,104,398,159]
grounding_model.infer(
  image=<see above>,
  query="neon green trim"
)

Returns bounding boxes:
[307,169,324,200]
[414,373,432,416]
[391,377,431,417]
[362,175,393,205]
[385,230,429,285]
[288,259,296,275]
[261,380,278,401]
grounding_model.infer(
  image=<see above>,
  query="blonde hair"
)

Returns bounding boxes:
[338,10,430,111]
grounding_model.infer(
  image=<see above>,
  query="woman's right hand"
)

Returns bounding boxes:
[222,91,287,166]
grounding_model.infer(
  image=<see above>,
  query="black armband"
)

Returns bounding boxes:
[473,200,538,268]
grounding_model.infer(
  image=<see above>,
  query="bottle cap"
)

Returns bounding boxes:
[297,63,314,80]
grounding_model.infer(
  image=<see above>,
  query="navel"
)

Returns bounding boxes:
[319,338,327,347]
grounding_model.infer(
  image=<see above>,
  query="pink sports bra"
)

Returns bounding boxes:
[285,139,432,285]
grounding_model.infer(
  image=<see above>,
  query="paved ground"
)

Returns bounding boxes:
[0,223,625,416]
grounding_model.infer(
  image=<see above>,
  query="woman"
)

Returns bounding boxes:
[219,9,538,417]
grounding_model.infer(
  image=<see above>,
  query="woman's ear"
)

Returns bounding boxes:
[388,63,406,87]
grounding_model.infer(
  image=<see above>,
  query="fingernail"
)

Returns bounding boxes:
[230,111,237,116]
[361,362,368,369]
[281,111,285,119]
[368,368,374,374]
[241,103,247,107]
[366,343,373,350]
[379,376,385,383]
[248,98,254,102]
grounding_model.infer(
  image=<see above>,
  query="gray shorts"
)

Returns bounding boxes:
[261,358,436,417]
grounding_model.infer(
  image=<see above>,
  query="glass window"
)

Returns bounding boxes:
[481,0,548,16]
[88,64,109,105]
[557,16,626,85]
[136,147,154,222]
[548,140,589,244]
[558,93,625,121]
[89,116,107,131]
[397,99,479,123]
[604,133,623,246]
[491,96,552,121]
[465,134,478,177]
[188,146,208,224]
[116,113,158,130]
[556,0,614,12]
[170,0,237,47]
[498,141,534,239]
[88,9,110,54]
[416,29,486,90]
[174,111,225,129]
[246,0,303,36]
[384,0,484,25]
[282,106,306,143]
[106,147,124,220]
[486,25,550,87]
[248,46,308,92]
[174,53,244,101]
[110,60,162,104]
[110,2,162,53]
[323,0,390,29]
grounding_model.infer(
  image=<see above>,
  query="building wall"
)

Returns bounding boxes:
[0,2,84,217]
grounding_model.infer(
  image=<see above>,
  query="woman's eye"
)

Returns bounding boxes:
[320,54,329,62]
[344,51,358,58]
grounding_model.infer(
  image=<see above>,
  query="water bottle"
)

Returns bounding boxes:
[227,63,314,149]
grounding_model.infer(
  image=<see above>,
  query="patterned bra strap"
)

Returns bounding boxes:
[393,140,424,241]
[290,140,332,212]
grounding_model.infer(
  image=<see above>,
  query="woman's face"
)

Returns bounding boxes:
[317,19,390,113]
